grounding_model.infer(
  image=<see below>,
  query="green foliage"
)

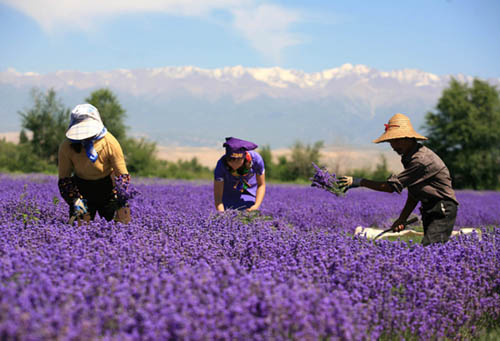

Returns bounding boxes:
[85,89,128,142]
[19,88,69,162]
[259,141,391,184]
[121,136,212,179]
[7,87,397,183]
[6,87,213,179]
[122,137,161,176]
[236,210,274,225]
[153,158,212,180]
[352,154,392,181]
[264,141,324,181]
[424,78,500,189]
[258,145,273,179]
[12,184,41,228]
[286,140,324,180]
[0,139,56,173]
[19,129,29,144]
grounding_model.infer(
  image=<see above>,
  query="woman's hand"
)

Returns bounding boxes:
[115,207,131,224]
[246,205,259,212]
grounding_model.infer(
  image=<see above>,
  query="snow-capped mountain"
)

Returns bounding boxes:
[1,64,498,147]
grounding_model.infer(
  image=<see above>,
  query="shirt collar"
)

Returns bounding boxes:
[401,142,421,164]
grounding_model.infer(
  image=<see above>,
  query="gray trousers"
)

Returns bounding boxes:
[420,199,458,246]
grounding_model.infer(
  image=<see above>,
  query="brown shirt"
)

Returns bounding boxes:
[387,143,458,205]
[58,132,128,180]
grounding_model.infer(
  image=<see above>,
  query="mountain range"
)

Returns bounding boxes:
[1,64,499,148]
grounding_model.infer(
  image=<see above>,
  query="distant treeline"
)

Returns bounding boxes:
[1,78,499,189]
[0,88,392,182]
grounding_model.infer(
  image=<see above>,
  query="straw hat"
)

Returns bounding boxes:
[66,104,104,140]
[372,113,427,143]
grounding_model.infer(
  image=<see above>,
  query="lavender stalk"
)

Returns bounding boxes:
[310,162,345,197]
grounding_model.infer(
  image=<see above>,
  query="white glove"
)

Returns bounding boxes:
[337,176,362,190]
[73,198,88,217]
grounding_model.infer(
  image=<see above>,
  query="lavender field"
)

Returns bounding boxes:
[1,174,499,340]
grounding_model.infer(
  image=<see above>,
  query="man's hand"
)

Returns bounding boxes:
[73,198,88,217]
[337,176,362,191]
[390,218,407,232]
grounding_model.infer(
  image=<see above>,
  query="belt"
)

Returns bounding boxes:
[420,197,454,210]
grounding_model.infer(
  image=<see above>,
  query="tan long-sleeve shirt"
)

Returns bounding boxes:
[58,132,128,180]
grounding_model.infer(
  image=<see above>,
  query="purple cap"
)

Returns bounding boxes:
[223,137,258,158]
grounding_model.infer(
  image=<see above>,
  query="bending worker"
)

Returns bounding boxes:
[338,113,458,246]
[214,137,266,211]
[58,103,132,224]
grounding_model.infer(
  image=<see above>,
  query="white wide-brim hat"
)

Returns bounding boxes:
[373,113,427,143]
[66,104,104,140]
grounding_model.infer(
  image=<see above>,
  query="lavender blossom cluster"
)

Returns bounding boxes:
[114,174,139,208]
[1,174,499,340]
[310,162,345,197]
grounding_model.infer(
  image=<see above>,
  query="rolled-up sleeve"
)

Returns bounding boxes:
[58,141,73,178]
[110,141,128,175]
[214,158,225,182]
[387,162,426,193]
[252,152,265,175]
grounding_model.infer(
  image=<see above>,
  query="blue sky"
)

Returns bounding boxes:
[1,0,499,77]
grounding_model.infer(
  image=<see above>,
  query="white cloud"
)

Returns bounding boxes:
[231,4,302,63]
[1,0,251,31]
[1,0,303,62]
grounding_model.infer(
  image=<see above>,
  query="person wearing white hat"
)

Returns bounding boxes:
[338,113,458,246]
[57,103,131,224]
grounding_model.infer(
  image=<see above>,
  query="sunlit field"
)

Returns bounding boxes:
[1,174,499,340]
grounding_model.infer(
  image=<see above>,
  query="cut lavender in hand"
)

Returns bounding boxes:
[310,162,345,197]
[114,174,139,207]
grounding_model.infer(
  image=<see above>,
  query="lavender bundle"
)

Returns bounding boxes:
[113,174,139,208]
[310,162,345,197]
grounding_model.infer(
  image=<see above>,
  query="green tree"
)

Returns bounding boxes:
[424,78,500,189]
[122,138,160,176]
[0,139,56,173]
[352,154,391,181]
[372,154,391,181]
[19,130,29,144]
[258,145,274,179]
[85,89,127,141]
[19,88,69,162]
[279,141,324,181]
[155,158,212,179]
[85,88,164,177]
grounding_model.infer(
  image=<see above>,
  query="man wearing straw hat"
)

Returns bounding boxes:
[338,113,458,246]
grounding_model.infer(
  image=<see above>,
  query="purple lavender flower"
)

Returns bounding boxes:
[114,174,139,207]
[0,174,499,340]
[310,162,345,197]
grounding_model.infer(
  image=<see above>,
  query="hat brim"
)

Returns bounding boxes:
[373,132,427,144]
[66,120,104,140]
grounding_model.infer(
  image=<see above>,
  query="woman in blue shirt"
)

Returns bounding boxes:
[213,137,266,211]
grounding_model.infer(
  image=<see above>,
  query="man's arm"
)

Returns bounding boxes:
[338,176,395,193]
[359,179,395,193]
[391,192,419,231]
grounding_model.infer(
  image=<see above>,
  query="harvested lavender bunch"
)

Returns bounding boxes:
[114,174,139,207]
[310,162,345,197]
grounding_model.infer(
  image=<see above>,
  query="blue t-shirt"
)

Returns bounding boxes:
[214,150,265,210]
